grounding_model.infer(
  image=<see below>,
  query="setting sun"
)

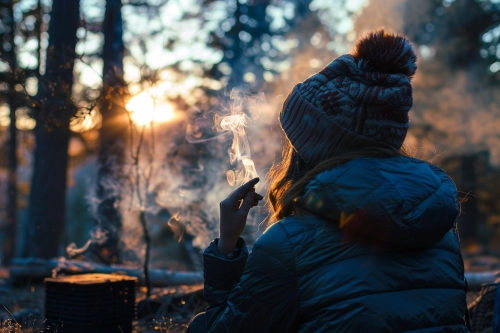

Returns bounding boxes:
[126,91,174,126]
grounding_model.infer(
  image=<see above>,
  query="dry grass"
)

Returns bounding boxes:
[0,284,45,333]
[0,305,45,333]
[0,283,200,333]
[0,319,24,333]
[0,318,45,333]
[152,318,188,333]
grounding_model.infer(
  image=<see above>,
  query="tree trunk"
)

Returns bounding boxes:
[22,0,80,259]
[90,0,128,264]
[4,95,18,265]
[1,0,18,265]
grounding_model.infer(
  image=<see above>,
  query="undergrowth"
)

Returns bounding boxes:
[0,307,45,333]
[0,319,44,333]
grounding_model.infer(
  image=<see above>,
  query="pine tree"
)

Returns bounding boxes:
[23,0,80,258]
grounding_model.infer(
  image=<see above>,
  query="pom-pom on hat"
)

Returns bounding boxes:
[280,28,417,167]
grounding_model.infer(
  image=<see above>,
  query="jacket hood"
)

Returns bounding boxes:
[296,156,459,248]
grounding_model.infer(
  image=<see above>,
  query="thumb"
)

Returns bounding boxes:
[239,188,256,215]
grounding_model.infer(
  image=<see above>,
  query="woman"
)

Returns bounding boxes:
[189,29,469,332]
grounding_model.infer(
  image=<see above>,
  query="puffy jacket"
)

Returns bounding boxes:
[203,156,469,332]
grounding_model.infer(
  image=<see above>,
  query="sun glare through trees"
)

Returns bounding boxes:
[126,91,175,125]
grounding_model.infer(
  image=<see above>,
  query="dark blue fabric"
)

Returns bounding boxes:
[493,287,500,332]
[203,156,469,332]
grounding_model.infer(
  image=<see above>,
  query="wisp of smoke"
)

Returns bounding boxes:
[185,107,230,144]
[213,86,265,187]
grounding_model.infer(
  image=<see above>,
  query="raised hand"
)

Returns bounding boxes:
[218,178,264,256]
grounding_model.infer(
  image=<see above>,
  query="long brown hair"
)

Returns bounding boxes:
[266,139,405,227]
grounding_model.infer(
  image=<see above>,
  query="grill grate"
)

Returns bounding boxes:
[44,274,137,333]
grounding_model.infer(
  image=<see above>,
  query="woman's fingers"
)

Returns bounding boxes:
[252,192,263,206]
[241,189,265,210]
[218,178,264,248]
[239,187,257,213]
[229,178,260,200]
[221,178,264,211]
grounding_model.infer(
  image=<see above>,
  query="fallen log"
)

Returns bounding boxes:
[10,258,500,291]
[10,258,203,287]
[465,270,500,289]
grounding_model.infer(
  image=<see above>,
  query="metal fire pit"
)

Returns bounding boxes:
[44,273,137,333]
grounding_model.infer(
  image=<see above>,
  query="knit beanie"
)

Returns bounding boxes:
[280,28,417,166]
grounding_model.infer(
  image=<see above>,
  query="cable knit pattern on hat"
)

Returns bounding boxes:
[280,29,416,166]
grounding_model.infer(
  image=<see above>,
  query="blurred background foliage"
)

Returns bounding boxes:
[1,0,500,269]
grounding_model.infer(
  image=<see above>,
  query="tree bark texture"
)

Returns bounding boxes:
[4,92,18,265]
[91,0,129,264]
[23,0,80,259]
[1,0,18,265]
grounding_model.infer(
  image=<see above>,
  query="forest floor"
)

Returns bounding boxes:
[1,252,500,333]
[0,267,204,333]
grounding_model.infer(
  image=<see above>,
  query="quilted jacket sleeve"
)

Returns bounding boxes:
[203,223,300,333]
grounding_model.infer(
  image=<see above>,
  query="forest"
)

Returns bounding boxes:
[1,0,500,331]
